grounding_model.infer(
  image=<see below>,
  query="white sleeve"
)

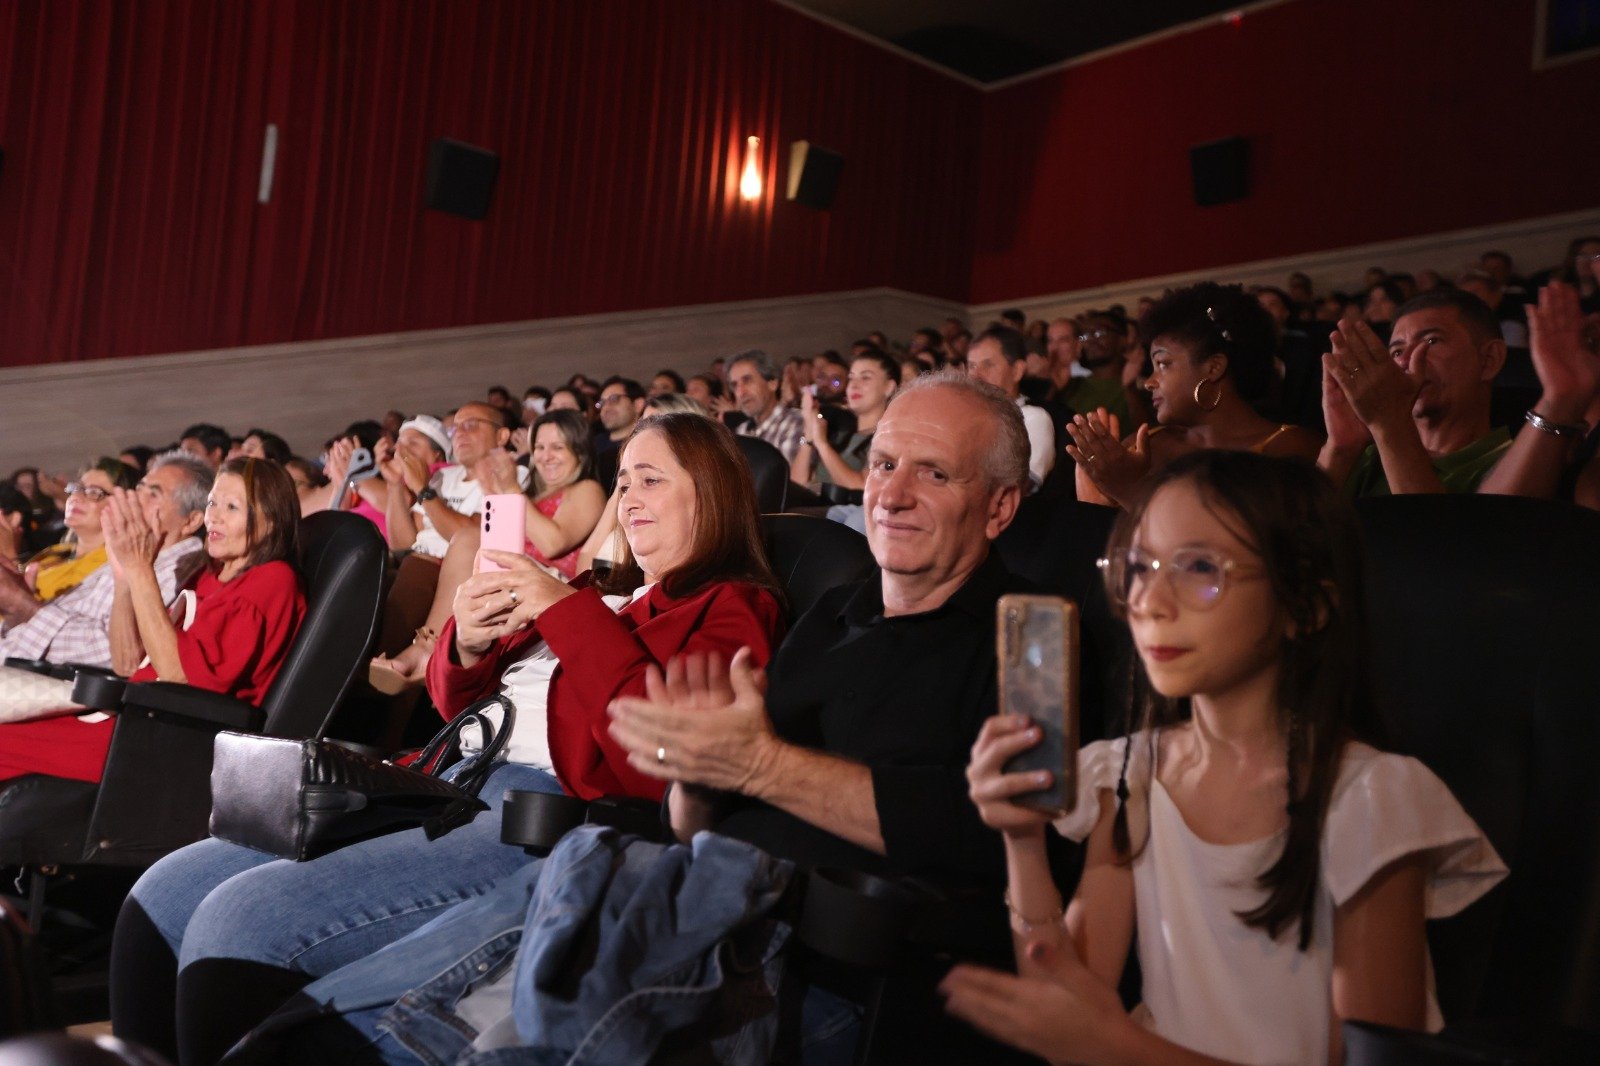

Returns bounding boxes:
[1322,750,1507,917]
[1053,736,1143,842]
[1020,404,1056,489]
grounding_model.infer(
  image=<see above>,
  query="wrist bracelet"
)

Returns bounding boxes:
[1004,889,1065,935]
[1524,409,1588,440]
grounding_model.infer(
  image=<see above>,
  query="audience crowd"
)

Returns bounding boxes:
[0,236,1595,1063]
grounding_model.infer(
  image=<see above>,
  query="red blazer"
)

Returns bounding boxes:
[426,577,784,802]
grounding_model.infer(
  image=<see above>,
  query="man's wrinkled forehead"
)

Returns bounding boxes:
[873,391,986,470]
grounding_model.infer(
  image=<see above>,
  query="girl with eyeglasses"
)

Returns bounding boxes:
[947,451,1504,1064]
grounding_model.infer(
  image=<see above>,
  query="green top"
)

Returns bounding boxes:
[816,431,873,486]
[1058,375,1129,424]
[1345,426,1512,497]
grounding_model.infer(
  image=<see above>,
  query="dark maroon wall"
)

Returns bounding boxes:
[969,0,1600,302]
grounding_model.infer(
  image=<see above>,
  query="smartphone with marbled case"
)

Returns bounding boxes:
[997,594,1079,816]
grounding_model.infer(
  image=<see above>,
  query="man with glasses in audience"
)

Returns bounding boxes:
[1048,311,1148,426]
[383,401,525,559]
[0,452,210,669]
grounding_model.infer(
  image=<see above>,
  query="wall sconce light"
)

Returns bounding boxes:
[739,136,762,202]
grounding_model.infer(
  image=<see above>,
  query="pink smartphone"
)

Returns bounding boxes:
[477,493,527,573]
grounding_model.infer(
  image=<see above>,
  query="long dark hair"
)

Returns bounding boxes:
[216,457,300,573]
[525,409,598,498]
[1103,450,1377,949]
[595,413,780,603]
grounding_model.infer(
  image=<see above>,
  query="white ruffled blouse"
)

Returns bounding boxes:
[1052,733,1506,1066]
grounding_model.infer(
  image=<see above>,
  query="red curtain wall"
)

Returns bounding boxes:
[969,0,1600,303]
[0,1,980,368]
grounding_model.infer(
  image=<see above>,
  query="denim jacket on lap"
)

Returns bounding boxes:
[231,827,796,1065]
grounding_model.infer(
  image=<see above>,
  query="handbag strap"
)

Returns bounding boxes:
[411,693,516,798]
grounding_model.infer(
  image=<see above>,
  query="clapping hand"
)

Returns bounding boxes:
[799,389,826,445]
[607,648,780,793]
[1526,281,1600,424]
[102,488,160,581]
[941,936,1129,1065]
[1324,319,1419,432]
[1065,409,1149,506]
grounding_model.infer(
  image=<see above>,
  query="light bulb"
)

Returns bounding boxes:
[739,136,762,202]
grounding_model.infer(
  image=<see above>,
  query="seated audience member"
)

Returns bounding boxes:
[684,371,725,411]
[546,386,585,414]
[945,326,972,366]
[0,458,304,785]
[1536,234,1600,311]
[238,428,292,465]
[1319,289,1516,496]
[323,414,451,536]
[1255,284,1328,432]
[0,485,31,567]
[520,387,550,425]
[649,368,685,397]
[1049,313,1147,425]
[370,410,606,689]
[1069,283,1322,509]
[283,457,329,517]
[909,326,943,359]
[577,393,710,574]
[967,326,1056,491]
[811,350,850,406]
[486,385,518,424]
[117,445,156,477]
[381,401,521,559]
[110,413,786,1065]
[1457,269,1528,347]
[779,354,815,409]
[791,349,898,516]
[0,452,210,669]
[178,423,230,469]
[1479,249,1527,301]
[946,451,1503,1065]
[1469,281,1600,505]
[1287,270,1315,313]
[8,458,138,608]
[380,409,406,441]
[730,349,807,461]
[1362,280,1405,339]
[198,370,1033,1062]
[594,376,646,469]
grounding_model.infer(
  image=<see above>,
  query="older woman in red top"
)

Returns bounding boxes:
[113,414,786,1064]
[0,457,305,783]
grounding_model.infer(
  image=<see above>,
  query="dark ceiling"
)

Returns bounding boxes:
[783,0,1256,84]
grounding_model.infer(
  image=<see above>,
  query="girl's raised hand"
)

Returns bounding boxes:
[941,936,1129,1065]
[967,715,1058,837]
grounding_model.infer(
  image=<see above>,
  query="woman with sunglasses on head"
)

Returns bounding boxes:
[1068,283,1322,509]
[947,451,1504,1065]
[0,457,304,785]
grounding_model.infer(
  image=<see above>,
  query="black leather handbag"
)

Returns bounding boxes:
[208,694,516,861]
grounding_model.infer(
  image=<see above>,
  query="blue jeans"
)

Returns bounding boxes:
[236,829,861,1065]
[128,761,564,977]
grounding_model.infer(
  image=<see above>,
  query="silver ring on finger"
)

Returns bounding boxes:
[656,746,667,765]
[508,590,520,604]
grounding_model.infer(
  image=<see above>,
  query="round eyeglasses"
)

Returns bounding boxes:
[1096,547,1258,613]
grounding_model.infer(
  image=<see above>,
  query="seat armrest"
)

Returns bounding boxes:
[3,657,75,681]
[120,681,264,732]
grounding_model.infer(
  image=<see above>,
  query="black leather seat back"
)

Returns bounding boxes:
[1357,495,1600,1035]
[761,514,876,622]
[735,435,789,515]
[259,511,387,739]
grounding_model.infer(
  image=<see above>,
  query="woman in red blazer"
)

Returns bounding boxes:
[112,414,787,1064]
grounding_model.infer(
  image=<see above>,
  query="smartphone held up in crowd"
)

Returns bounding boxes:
[997,593,1079,816]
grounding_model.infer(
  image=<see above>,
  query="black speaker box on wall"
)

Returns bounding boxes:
[1189,137,1250,207]
[787,141,844,210]
[425,138,499,220]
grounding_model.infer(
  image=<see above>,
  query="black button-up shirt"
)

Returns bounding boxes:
[713,549,1019,890]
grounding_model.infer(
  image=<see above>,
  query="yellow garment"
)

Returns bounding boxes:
[32,544,108,602]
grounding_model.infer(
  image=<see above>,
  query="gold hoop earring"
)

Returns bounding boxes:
[1193,378,1223,411]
